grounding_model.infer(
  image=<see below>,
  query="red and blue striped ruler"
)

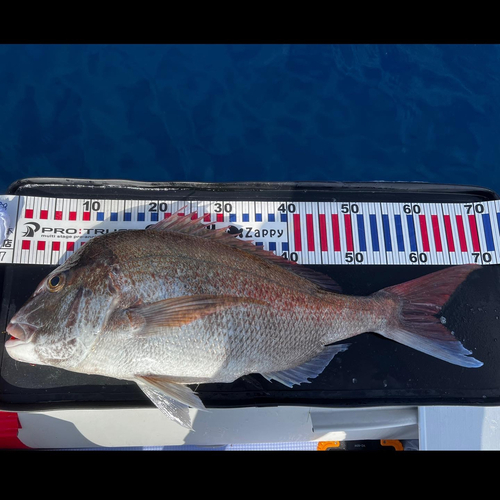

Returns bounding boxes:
[0,196,498,266]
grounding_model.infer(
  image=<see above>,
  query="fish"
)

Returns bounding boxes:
[4,209,483,429]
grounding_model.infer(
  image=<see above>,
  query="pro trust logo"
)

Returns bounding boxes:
[23,222,40,238]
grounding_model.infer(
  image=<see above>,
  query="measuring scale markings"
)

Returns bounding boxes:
[2,195,500,266]
[488,199,500,265]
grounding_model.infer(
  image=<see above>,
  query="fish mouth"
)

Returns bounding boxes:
[5,321,38,346]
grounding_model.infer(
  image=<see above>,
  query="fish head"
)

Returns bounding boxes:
[5,238,121,370]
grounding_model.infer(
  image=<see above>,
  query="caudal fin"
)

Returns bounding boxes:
[374,264,483,368]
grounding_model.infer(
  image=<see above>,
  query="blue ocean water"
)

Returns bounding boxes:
[0,44,499,193]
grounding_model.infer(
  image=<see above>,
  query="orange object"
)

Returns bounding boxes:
[317,441,340,451]
[381,439,404,451]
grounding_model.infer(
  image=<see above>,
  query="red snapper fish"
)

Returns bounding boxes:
[4,211,483,428]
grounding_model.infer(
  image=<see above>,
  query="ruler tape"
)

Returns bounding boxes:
[0,195,499,267]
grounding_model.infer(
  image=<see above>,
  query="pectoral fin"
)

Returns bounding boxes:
[135,374,206,430]
[129,294,266,337]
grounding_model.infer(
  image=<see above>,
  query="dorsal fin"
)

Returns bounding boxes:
[147,209,342,293]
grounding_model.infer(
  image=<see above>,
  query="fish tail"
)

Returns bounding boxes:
[373,264,483,368]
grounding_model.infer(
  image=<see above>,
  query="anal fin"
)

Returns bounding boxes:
[262,344,350,388]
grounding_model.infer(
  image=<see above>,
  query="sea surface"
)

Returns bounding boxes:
[0,44,499,193]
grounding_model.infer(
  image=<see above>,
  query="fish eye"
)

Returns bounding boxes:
[47,273,65,292]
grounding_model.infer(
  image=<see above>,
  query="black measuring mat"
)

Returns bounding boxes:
[1,178,499,412]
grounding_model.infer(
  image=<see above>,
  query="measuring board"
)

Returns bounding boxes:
[1,195,500,267]
[4,181,500,415]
